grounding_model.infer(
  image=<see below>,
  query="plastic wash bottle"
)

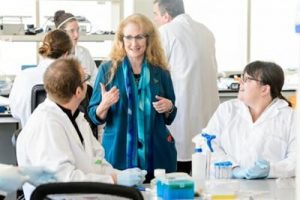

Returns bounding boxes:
[202,133,216,179]
[192,135,206,191]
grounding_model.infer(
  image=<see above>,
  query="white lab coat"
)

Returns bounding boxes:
[9,58,54,127]
[16,98,117,200]
[74,45,98,87]
[204,98,296,178]
[159,14,220,161]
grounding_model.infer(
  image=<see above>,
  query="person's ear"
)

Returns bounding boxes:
[75,86,82,97]
[163,12,173,23]
[63,51,69,58]
[261,84,271,97]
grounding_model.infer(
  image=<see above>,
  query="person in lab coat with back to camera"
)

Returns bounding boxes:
[88,13,177,182]
[16,58,146,200]
[204,61,296,179]
[153,0,219,174]
[9,29,73,127]
[54,10,98,86]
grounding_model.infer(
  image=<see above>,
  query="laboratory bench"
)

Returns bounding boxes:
[142,178,295,200]
[0,114,19,165]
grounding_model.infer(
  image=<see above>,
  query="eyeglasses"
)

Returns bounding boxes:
[81,74,91,84]
[240,74,262,83]
[123,34,148,42]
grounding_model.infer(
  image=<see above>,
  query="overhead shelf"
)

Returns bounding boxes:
[0,34,115,42]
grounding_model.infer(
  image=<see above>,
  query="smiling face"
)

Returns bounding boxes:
[122,22,147,61]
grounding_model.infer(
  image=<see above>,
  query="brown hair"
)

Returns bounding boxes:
[54,10,77,29]
[108,13,168,84]
[44,58,83,104]
[38,29,72,58]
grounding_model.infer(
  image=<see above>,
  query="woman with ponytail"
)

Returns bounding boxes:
[203,60,295,179]
[9,29,72,127]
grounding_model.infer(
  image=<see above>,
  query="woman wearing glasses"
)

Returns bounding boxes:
[54,10,98,86]
[203,61,295,179]
[9,29,72,127]
[88,13,177,182]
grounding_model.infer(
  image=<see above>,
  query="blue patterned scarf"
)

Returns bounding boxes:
[122,57,151,169]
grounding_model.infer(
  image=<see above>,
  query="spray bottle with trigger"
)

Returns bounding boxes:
[201,133,216,179]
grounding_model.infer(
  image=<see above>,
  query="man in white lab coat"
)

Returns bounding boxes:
[153,0,219,173]
[16,58,146,200]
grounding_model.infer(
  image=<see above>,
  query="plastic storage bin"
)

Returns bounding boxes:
[157,173,194,200]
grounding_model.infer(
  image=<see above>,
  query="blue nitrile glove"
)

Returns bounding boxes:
[117,168,147,186]
[19,166,56,186]
[245,160,270,179]
[232,167,248,179]
[0,166,29,193]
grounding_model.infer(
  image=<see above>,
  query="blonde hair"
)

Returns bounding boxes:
[107,13,168,84]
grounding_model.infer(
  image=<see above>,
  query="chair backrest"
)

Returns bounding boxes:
[31,84,46,113]
[30,182,144,200]
[12,84,46,147]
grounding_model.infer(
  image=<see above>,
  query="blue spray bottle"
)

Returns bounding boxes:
[202,133,216,179]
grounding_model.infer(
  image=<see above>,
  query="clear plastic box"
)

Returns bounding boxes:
[157,172,194,200]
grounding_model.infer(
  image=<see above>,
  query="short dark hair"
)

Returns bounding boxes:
[154,0,185,18]
[44,58,83,104]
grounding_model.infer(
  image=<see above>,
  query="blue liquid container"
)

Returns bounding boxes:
[157,176,194,199]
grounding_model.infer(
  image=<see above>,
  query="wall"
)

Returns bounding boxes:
[124,0,153,19]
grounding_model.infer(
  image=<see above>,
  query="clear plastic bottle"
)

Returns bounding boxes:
[192,144,206,190]
[214,161,232,179]
[150,169,166,196]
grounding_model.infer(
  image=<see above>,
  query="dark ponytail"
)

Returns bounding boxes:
[278,93,292,107]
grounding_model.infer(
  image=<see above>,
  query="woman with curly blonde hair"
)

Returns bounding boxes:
[88,13,177,182]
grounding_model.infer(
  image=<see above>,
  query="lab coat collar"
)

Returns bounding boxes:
[56,104,80,121]
[57,104,84,144]
[172,13,192,24]
[44,98,85,147]
[238,98,289,125]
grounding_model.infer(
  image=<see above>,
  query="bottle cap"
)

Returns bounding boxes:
[154,169,166,177]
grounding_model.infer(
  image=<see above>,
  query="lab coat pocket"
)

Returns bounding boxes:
[263,134,287,161]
